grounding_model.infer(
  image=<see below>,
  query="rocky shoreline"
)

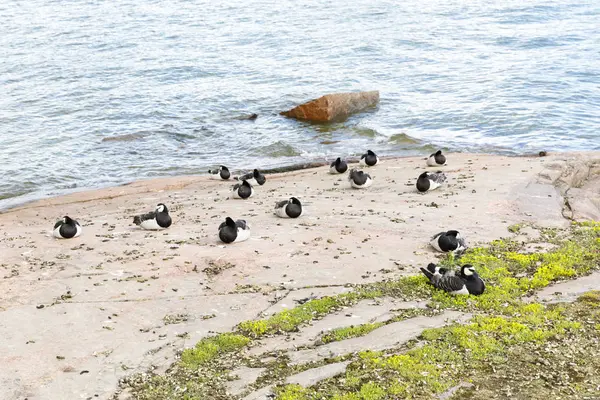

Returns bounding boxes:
[0,151,599,399]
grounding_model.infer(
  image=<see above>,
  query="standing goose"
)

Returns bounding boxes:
[133,203,172,230]
[427,150,446,167]
[348,168,373,189]
[329,157,348,174]
[218,217,250,243]
[416,171,447,192]
[238,169,266,186]
[274,197,303,218]
[231,180,254,199]
[430,230,467,253]
[360,150,379,167]
[53,216,82,239]
[208,165,231,180]
[420,264,485,295]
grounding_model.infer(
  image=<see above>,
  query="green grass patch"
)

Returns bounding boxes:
[180,333,250,369]
[578,290,600,304]
[274,299,595,399]
[321,323,385,344]
[125,222,600,400]
[508,223,523,233]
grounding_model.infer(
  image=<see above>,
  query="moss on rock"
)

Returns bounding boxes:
[123,222,600,400]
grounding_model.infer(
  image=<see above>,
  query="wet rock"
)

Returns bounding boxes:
[280,91,379,122]
[235,113,258,121]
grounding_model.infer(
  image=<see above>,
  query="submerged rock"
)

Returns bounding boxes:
[235,113,258,121]
[280,91,379,122]
[101,133,145,142]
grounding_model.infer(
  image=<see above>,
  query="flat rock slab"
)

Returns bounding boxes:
[280,91,379,122]
[529,271,600,303]
[260,286,353,316]
[241,385,273,400]
[0,152,594,399]
[288,311,470,365]
[226,366,267,396]
[515,183,564,226]
[536,153,600,221]
[0,294,270,400]
[566,179,600,221]
[248,298,424,357]
[286,361,350,387]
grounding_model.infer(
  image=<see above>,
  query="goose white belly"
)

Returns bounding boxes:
[275,205,290,218]
[428,179,442,191]
[329,165,340,174]
[235,228,251,242]
[139,218,165,230]
[429,236,443,252]
[449,286,470,295]
[52,226,61,238]
[351,178,372,189]
[426,156,437,167]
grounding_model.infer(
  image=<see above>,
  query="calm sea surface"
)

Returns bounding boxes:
[1,0,599,209]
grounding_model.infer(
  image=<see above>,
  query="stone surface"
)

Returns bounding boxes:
[536,153,600,220]
[248,298,422,356]
[0,295,269,400]
[529,271,600,303]
[515,183,564,226]
[241,385,273,400]
[0,152,596,399]
[565,178,600,221]
[285,361,350,387]
[226,366,267,396]
[260,286,353,317]
[438,382,475,400]
[288,311,470,365]
[280,91,379,122]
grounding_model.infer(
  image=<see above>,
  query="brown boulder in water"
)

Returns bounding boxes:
[280,91,379,122]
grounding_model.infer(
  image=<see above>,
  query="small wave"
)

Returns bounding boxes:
[252,141,302,157]
[519,37,561,49]
[350,127,379,137]
[388,133,422,145]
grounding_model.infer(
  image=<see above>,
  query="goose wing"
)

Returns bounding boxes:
[134,211,156,225]
[432,274,467,293]
[239,172,253,181]
[275,199,289,209]
[429,172,447,184]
